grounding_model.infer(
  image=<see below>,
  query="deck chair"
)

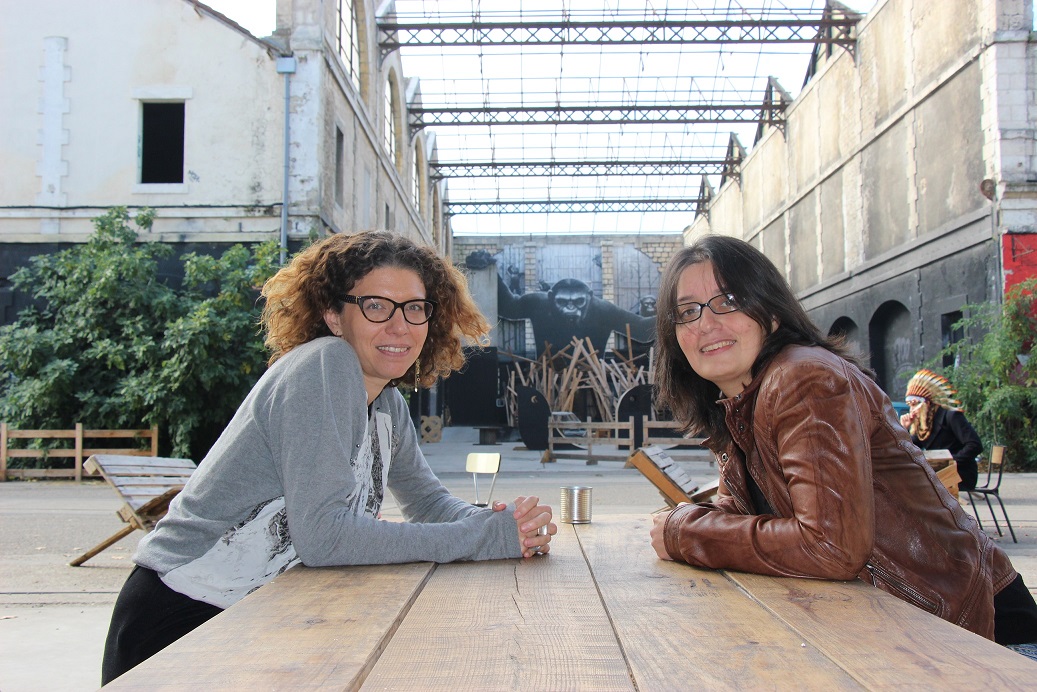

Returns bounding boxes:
[967,445,1016,543]
[70,454,197,566]
[466,452,501,507]
[628,446,720,507]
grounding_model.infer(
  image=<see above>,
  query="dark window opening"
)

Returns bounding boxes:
[335,127,345,206]
[941,310,964,367]
[141,102,185,183]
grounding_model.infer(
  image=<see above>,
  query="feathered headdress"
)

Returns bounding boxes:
[905,369,962,411]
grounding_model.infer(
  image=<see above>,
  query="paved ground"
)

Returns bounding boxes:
[2,427,1035,691]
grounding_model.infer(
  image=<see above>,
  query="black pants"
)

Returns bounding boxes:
[994,574,1037,645]
[101,565,222,685]
[956,459,978,492]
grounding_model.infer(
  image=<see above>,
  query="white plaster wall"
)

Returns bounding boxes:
[1,0,285,239]
[1,0,437,247]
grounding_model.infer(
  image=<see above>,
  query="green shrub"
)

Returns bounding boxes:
[0,207,279,462]
[936,278,1037,471]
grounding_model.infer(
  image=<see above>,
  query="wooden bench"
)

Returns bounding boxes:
[641,418,709,461]
[69,454,197,566]
[541,419,635,464]
[0,423,159,482]
[627,445,721,506]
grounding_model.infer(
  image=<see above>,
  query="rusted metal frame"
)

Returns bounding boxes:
[409,103,776,131]
[429,159,737,180]
[378,18,860,60]
[444,197,710,216]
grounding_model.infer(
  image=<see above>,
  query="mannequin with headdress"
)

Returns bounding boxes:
[900,369,983,491]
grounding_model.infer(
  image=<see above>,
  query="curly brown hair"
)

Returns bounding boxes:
[260,231,490,389]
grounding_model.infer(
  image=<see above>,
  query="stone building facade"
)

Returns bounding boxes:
[686,0,1037,397]
[1,0,443,322]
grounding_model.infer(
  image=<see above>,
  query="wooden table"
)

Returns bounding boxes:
[924,449,961,498]
[104,516,1036,690]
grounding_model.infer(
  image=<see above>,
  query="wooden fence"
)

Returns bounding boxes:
[0,423,159,482]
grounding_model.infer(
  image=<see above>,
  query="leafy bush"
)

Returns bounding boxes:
[936,278,1037,471]
[0,207,279,461]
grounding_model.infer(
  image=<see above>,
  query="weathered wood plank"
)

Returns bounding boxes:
[104,562,436,690]
[576,516,861,689]
[727,571,1037,686]
[70,455,197,565]
[363,523,635,691]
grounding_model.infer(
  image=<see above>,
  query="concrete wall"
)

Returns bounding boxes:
[1,0,285,241]
[686,0,1037,395]
[0,0,447,323]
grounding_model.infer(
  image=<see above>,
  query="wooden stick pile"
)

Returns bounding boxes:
[502,337,654,425]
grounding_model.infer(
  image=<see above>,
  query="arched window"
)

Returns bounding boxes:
[869,301,914,397]
[431,184,441,246]
[413,144,426,219]
[384,77,397,167]
[337,0,361,92]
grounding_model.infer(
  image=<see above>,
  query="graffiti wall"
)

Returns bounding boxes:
[465,241,667,359]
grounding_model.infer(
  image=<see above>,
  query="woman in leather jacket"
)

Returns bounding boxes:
[648,235,1037,649]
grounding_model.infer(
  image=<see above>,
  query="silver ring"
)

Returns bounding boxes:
[537,525,548,537]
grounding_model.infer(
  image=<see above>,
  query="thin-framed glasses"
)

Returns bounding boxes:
[673,293,739,324]
[343,295,436,325]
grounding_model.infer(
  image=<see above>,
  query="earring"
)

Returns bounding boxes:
[414,360,420,392]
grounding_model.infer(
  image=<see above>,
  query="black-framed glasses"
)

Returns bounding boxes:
[673,293,740,324]
[343,295,436,325]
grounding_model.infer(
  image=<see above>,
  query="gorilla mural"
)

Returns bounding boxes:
[498,275,656,357]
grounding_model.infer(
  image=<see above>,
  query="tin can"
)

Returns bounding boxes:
[560,485,592,524]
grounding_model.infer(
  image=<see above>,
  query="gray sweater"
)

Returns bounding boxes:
[135,337,521,607]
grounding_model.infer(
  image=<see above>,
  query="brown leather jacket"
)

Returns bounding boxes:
[663,345,1016,639]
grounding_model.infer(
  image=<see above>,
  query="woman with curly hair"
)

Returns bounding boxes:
[102,231,555,683]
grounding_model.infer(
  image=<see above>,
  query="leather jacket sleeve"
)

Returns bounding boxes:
[664,356,875,580]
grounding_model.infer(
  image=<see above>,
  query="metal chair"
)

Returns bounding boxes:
[967,445,1016,543]
[466,452,501,507]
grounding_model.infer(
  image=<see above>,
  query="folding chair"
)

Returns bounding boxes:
[70,454,197,565]
[466,452,501,507]
[627,446,720,508]
[967,445,1016,543]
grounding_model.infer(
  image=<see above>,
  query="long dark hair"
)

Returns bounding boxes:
[654,235,864,448]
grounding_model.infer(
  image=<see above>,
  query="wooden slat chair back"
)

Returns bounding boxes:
[627,445,720,507]
[69,454,197,566]
[967,445,1016,543]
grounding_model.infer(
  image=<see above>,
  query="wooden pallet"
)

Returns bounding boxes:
[1,423,159,481]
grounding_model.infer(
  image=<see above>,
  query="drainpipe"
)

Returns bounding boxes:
[276,55,297,265]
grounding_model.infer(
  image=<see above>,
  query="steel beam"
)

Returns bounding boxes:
[445,198,708,215]
[430,159,735,179]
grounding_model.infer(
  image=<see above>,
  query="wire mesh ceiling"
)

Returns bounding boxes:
[386,1,872,236]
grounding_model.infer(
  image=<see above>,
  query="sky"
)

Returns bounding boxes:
[204,1,880,236]
[205,0,276,36]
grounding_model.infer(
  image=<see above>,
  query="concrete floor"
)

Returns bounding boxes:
[2,428,1035,691]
